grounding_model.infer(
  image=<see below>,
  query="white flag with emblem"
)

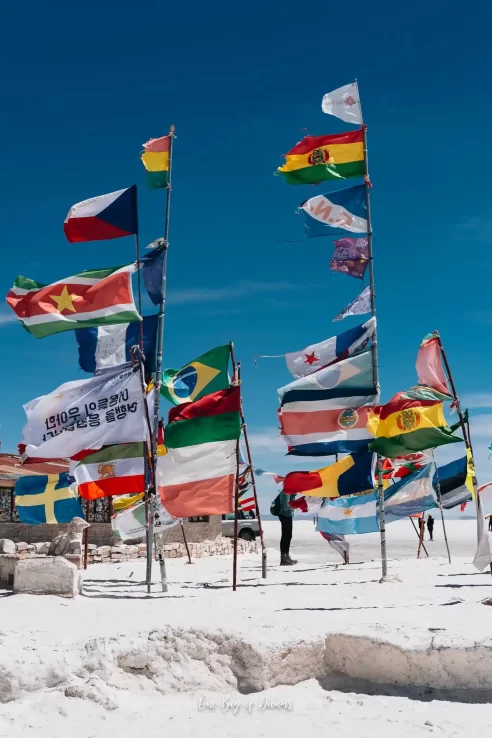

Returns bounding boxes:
[322,82,362,125]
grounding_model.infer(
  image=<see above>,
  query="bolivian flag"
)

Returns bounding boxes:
[141,135,170,189]
[277,129,365,185]
[368,393,461,458]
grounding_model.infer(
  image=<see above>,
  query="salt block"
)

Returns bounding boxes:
[0,539,15,554]
[0,555,18,587]
[14,556,82,598]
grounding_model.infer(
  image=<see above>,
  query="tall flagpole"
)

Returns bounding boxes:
[148,124,175,593]
[358,82,387,583]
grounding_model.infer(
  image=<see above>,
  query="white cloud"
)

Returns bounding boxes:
[168,280,301,306]
[0,312,18,326]
[460,394,492,409]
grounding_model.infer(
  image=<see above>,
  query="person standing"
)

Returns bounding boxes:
[270,490,298,566]
[427,514,435,541]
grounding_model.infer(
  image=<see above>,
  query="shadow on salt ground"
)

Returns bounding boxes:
[83,580,148,587]
[281,601,463,612]
[182,580,380,590]
[81,591,187,600]
[435,584,492,589]
[317,673,492,704]
[438,572,487,577]
[0,592,14,598]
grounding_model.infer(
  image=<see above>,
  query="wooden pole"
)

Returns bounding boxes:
[431,449,451,563]
[232,436,240,592]
[360,105,387,583]
[229,349,267,580]
[150,124,176,593]
[181,522,192,564]
[417,516,425,559]
[83,499,90,570]
[410,516,429,557]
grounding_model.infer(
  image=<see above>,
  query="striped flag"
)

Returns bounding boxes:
[6,264,140,338]
[73,443,145,500]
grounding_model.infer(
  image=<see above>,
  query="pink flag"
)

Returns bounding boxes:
[142,135,170,153]
[416,334,452,398]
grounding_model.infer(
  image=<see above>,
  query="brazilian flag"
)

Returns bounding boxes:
[161,345,231,405]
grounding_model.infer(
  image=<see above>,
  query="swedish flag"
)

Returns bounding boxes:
[160,344,231,405]
[15,473,84,524]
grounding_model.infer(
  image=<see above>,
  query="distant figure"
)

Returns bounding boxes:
[427,514,435,541]
[488,516,492,532]
[270,490,297,565]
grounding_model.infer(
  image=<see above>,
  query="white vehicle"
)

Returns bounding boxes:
[221,512,259,541]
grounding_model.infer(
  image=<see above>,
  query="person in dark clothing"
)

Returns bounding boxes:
[427,514,435,541]
[278,491,297,566]
[488,516,492,532]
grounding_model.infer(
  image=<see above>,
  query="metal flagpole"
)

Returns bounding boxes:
[360,91,387,582]
[431,449,451,563]
[149,124,175,593]
[232,432,241,592]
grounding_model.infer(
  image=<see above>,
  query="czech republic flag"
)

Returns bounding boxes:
[64,185,138,243]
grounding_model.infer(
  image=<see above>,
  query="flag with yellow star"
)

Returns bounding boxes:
[6,264,141,338]
[15,472,84,524]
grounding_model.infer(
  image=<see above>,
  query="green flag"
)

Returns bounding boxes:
[160,344,231,405]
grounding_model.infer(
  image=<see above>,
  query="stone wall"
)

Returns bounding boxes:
[0,515,223,547]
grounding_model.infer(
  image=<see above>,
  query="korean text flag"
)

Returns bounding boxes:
[316,491,379,535]
[21,365,150,460]
[300,185,367,239]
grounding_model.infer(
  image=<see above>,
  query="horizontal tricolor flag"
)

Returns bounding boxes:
[368,393,461,458]
[64,186,138,243]
[285,317,376,378]
[157,387,241,517]
[73,443,145,500]
[434,456,473,510]
[283,451,375,499]
[7,264,140,338]
[300,185,367,239]
[141,135,170,189]
[277,129,365,185]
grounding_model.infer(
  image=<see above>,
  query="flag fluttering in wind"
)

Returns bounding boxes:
[384,465,436,521]
[285,317,376,378]
[381,452,430,481]
[279,353,378,456]
[277,130,365,185]
[7,264,140,338]
[21,366,150,460]
[331,237,369,280]
[289,495,325,514]
[317,491,379,535]
[112,498,180,542]
[15,472,84,524]
[416,333,452,399]
[141,246,166,306]
[64,187,138,243]
[75,314,157,375]
[283,451,375,498]
[368,392,462,458]
[320,531,350,563]
[300,185,367,238]
[157,387,241,516]
[161,345,230,405]
[141,135,170,189]
[113,492,144,512]
[333,286,371,322]
[73,442,146,500]
[433,456,473,509]
[473,486,492,572]
[321,82,362,125]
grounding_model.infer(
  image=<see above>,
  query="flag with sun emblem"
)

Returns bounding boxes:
[316,490,379,535]
[160,345,231,405]
[6,264,140,338]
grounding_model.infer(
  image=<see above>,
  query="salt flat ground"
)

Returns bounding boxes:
[1,519,492,738]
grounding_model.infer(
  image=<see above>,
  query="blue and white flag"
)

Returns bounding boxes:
[316,490,378,535]
[433,457,473,510]
[333,286,371,322]
[285,317,376,378]
[300,185,367,239]
[75,314,158,374]
[278,350,375,405]
[141,246,166,306]
[383,465,437,522]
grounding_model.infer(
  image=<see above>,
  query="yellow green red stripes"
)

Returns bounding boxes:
[141,135,170,189]
[278,129,365,185]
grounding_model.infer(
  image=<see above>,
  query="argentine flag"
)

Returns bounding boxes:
[316,490,378,535]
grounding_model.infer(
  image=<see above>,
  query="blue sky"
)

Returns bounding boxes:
[2,0,492,512]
